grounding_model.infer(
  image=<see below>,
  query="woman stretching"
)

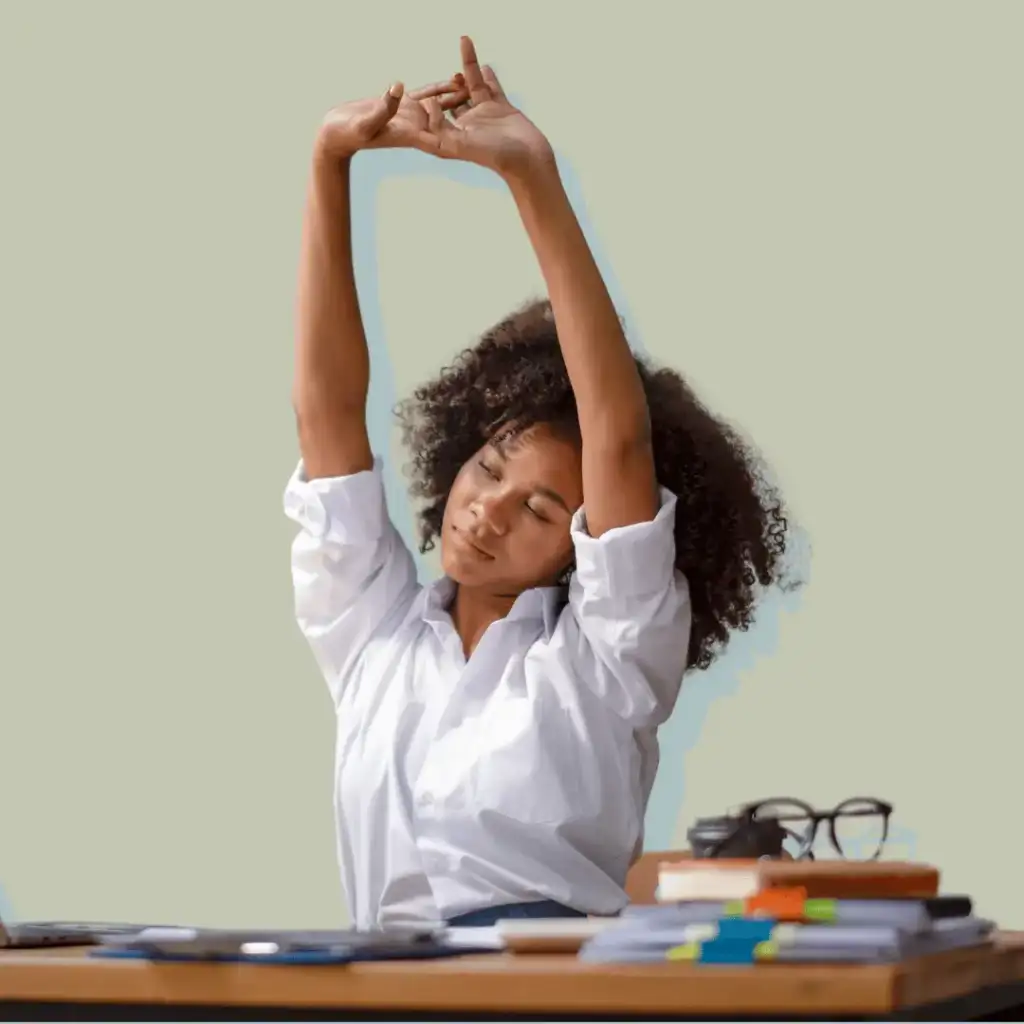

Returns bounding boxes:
[285,37,789,930]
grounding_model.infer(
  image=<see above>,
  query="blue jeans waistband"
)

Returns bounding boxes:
[446,899,586,928]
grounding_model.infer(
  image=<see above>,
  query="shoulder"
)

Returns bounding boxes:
[552,486,691,729]
[569,485,686,613]
[283,456,421,705]
[284,457,392,545]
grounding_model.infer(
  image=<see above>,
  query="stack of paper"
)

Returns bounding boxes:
[579,899,994,964]
[582,856,994,965]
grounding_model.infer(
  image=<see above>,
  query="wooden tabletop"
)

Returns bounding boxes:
[1,932,1022,1019]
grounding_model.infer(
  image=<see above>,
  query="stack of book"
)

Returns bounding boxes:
[580,859,995,965]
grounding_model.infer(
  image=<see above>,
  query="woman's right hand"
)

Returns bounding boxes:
[317,77,469,161]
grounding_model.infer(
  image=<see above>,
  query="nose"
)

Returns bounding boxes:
[471,493,510,537]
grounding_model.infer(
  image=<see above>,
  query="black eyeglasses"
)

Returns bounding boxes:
[708,796,894,861]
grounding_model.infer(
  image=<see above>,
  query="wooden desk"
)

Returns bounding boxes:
[1,932,1022,1021]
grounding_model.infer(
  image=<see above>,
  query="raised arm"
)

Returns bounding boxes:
[418,38,657,536]
[293,78,468,481]
[293,147,373,480]
[505,164,658,537]
[286,78,471,704]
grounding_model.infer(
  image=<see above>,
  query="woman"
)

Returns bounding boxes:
[285,37,789,930]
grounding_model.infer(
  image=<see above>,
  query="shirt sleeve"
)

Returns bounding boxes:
[283,458,419,707]
[562,487,692,729]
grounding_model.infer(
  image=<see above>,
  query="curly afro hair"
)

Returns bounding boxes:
[397,298,791,672]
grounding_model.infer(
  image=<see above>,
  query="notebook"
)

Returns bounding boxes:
[624,895,973,933]
[656,858,941,902]
[578,914,993,964]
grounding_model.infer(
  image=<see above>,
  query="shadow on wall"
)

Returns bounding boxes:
[349,107,813,852]
[646,527,812,848]
[872,823,919,861]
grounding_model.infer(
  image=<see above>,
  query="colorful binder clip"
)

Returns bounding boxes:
[667,938,779,965]
[713,918,777,942]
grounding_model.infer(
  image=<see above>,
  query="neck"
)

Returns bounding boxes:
[450,585,519,658]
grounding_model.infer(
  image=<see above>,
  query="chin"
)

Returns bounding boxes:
[439,539,471,582]
[440,552,483,587]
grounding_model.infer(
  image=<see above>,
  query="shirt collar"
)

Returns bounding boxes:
[418,577,565,640]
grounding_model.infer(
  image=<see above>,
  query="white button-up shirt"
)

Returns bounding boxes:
[283,457,692,930]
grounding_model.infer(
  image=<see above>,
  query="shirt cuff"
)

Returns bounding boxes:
[282,458,388,545]
[570,487,679,599]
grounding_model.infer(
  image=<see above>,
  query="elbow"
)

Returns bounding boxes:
[583,405,652,456]
[291,391,318,439]
[292,384,363,425]
[291,382,324,420]
[587,420,654,468]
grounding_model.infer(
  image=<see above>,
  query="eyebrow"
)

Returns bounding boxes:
[489,440,573,514]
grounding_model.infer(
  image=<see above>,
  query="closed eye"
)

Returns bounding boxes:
[525,503,549,523]
[478,460,500,481]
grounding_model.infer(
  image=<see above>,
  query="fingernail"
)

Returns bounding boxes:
[388,82,404,99]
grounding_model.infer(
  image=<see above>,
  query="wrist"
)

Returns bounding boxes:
[312,138,353,183]
[313,127,358,170]
[503,151,564,206]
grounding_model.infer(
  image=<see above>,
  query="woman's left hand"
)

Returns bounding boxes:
[415,36,555,180]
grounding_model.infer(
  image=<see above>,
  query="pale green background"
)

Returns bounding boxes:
[1,1,1021,929]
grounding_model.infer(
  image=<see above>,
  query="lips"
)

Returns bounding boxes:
[453,527,494,560]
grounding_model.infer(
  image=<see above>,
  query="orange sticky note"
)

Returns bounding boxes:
[746,886,808,920]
